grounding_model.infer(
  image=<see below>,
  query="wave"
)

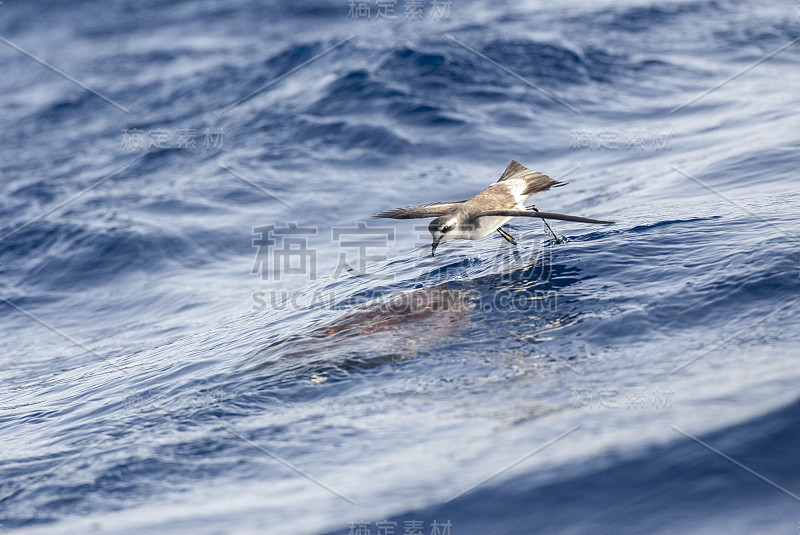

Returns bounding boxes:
[358,395,800,535]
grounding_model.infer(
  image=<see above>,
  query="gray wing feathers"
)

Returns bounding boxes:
[477,209,614,225]
[497,160,528,181]
[372,201,465,219]
[497,160,562,195]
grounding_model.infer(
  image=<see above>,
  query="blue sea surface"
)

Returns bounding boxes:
[1,1,799,533]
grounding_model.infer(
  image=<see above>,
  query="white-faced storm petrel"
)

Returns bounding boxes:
[373,160,614,256]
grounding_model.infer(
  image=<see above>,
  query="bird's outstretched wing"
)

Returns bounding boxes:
[372,201,465,219]
[496,160,565,195]
[475,209,614,225]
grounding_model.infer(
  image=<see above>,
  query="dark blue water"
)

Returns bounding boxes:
[1,1,799,533]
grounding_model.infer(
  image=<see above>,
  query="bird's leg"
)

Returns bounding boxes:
[496,227,517,245]
[526,205,562,244]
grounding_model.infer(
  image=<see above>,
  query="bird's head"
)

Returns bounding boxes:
[428,216,457,256]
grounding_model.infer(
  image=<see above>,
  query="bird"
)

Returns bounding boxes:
[373,160,614,256]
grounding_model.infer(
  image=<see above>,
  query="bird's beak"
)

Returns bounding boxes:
[431,240,439,257]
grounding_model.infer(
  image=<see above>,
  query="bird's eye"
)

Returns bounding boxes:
[441,225,451,232]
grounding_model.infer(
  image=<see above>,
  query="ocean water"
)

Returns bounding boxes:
[1,1,799,533]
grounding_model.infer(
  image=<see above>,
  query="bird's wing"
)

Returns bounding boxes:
[372,201,465,219]
[496,160,565,195]
[475,209,614,225]
[497,160,532,181]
